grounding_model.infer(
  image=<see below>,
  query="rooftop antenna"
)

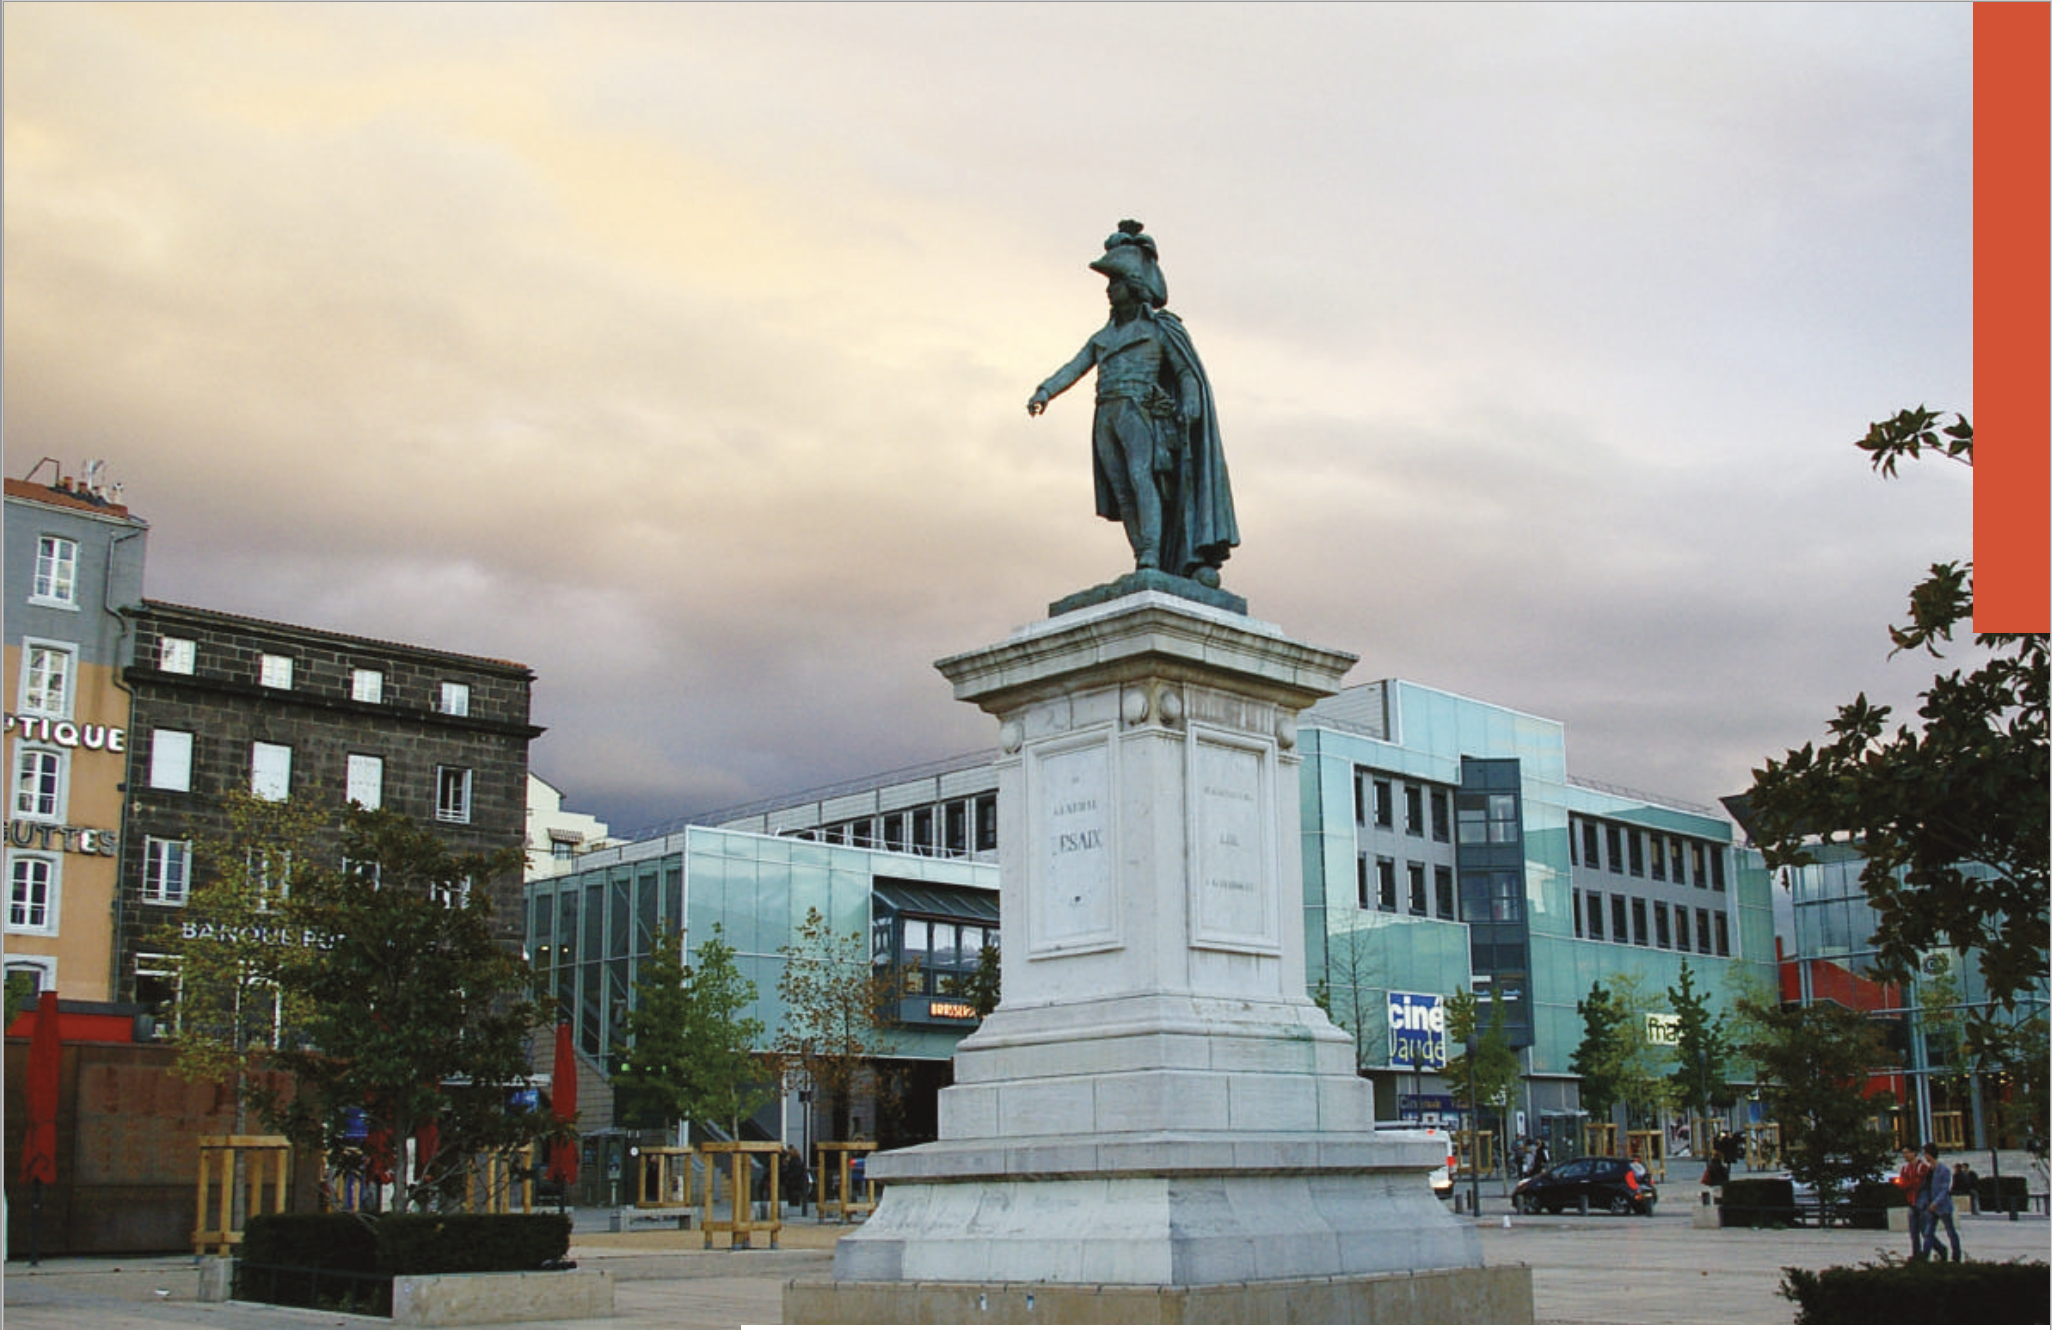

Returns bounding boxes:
[22,457,62,486]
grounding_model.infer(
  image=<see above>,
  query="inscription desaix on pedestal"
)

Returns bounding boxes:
[1032,737,1117,955]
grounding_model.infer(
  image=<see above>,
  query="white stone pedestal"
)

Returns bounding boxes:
[790,592,1514,1321]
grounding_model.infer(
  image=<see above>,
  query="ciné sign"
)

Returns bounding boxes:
[1388,990,1448,1070]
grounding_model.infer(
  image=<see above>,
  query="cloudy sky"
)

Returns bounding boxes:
[5,3,1976,836]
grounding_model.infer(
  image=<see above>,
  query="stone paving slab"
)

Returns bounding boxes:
[6,1205,2044,1326]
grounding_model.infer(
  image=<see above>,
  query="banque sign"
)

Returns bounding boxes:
[180,919,333,949]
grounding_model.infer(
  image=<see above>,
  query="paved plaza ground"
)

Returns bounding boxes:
[6,1200,2045,1326]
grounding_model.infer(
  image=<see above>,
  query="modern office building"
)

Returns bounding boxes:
[540,676,1776,1160]
[697,750,1001,863]
[118,601,543,1011]
[1753,841,2046,1151]
[1298,680,1775,1152]
[4,467,150,1002]
[525,825,998,1152]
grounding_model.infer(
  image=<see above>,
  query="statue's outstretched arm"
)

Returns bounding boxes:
[1028,343,1096,416]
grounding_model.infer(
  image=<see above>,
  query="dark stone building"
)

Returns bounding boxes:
[117,601,542,1011]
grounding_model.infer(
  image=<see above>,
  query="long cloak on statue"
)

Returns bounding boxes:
[1088,307,1238,578]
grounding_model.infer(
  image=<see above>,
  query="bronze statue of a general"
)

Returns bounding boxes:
[1028,221,1238,587]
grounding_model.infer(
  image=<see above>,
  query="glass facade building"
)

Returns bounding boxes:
[525,824,998,1142]
[534,677,1779,1157]
[1775,844,2045,1150]
[1299,680,1776,1140]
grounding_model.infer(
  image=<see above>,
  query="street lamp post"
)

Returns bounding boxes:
[1465,1030,1480,1218]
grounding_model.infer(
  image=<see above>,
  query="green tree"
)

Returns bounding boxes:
[1736,993,1897,1221]
[254,807,542,1210]
[152,792,331,1125]
[1744,410,2047,1108]
[613,924,768,1138]
[940,942,1002,1020]
[1665,962,1735,1149]
[610,928,695,1133]
[1606,974,1677,1130]
[1569,979,1628,1121]
[1444,988,1520,1178]
[776,907,908,1140]
[1913,955,1968,1101]
[6,971,39,1026]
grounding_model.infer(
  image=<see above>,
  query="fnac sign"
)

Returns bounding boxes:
[1388,991,1447,1070]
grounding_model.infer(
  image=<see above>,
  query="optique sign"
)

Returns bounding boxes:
[1388,991,1447,1070]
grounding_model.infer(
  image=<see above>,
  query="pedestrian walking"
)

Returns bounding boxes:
[1897,1144,1930,1260]
[1921,1143,1963,1262]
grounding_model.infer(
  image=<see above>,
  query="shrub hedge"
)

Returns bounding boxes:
[1845,1179,1905,1230]
[376,1213,573,1275]
[240,1211,573,1279]
[1976,1174,2029,1215]
[242,1213,381,1273]
[1719,1176,1796,1227]
[1779,1256,2050,1324]
[1719,1177,1905,1229]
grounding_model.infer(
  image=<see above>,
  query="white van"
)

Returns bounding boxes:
[1375,1121,1457,1200]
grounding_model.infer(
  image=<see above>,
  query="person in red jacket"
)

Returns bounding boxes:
[1896,1144,1930,1259]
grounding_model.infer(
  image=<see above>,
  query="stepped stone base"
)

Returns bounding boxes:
[785,1263,1533,1324]
[832,1148,1477,1287]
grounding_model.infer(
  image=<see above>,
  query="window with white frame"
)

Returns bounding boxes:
[159,636,197,674]
[251,742,292,800]
[134,953,179,1030]
[32,536,78,606]
[143,837,192,905]
[248,851,292,907]
[149,729,194,792]
[430,875,472,909]
[19,642,75,716]
[5,956,57,998]
[8,856,59,933]
[351,668,384,703]
[345,754,384,809]
[435,766,472,824]
[259,654,294,690]
[12,747,65,820]
[439,682,470,717]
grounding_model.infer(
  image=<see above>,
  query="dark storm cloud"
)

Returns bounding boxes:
[4,4,1972,835]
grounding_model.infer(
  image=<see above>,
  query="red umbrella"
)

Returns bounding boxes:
[20,990,61,1265]
[20,990,60,1185]
[545,1022,578,1186]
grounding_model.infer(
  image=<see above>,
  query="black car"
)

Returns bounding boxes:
[1511,1156,1657,1216]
